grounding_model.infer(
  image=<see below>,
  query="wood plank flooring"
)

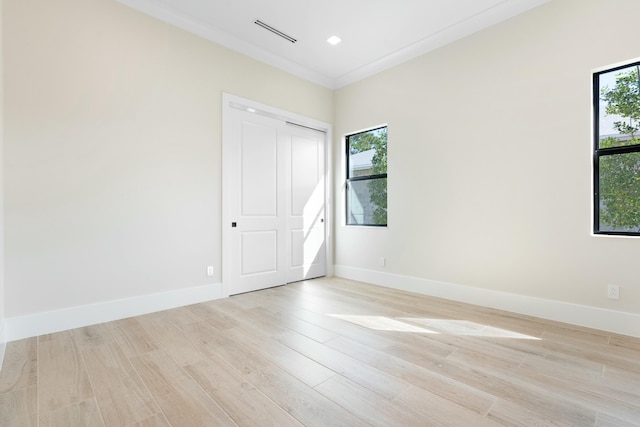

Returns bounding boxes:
[1,277,639,426]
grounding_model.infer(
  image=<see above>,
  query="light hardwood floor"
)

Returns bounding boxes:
[0,277,639,426]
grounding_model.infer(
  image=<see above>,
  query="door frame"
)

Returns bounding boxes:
[221,92,333,297]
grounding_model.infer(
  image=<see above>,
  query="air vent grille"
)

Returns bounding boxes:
[254,19,297,43]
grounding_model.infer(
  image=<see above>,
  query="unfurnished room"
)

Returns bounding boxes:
[0,0,639,425]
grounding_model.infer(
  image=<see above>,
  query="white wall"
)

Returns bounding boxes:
[5,0,640,340]
[3,0,332,332]
[334,0,640,335]
[0,0,6,364]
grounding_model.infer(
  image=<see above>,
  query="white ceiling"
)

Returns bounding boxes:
[117,0,551,89]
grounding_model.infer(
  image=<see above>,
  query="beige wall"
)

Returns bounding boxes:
[334,0,640,314]
[0,0,5,349]
[4,0,640,331]
[3,0,332,317]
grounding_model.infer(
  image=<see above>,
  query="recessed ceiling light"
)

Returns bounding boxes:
[327,36,342,45]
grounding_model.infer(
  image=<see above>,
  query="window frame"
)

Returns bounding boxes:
[345,125,388,227]
[593,60,640,236]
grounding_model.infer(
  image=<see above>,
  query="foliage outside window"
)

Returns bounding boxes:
[346,126,387,226]
[594,61,640,235]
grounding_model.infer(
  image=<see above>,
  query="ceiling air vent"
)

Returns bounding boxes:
[254,19,297,43]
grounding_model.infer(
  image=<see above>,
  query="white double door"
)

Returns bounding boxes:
[223,103,326,295]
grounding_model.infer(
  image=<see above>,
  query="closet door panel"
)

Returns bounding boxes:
[223,96,327,295]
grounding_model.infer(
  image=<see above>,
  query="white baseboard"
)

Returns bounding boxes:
[5,282,224,342]
[0,319,5,372]
[334,265,640,338]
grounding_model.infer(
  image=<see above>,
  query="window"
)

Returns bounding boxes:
[594,61,640,235]
[346,126,387,226]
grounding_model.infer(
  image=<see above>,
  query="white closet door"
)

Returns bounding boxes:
[286,124,326,283]
[223,103,326,296]
[225,111,286,295]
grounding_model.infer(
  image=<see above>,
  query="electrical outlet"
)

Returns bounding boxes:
[207,266,214,277]
[607,284,619,300]
[379,257,386,267]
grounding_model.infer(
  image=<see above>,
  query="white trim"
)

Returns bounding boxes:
[334,265,640,338]
[0,335,7,370]
[0,319,5,371]
[116,0,551,89]
[222,93,332,134]
[333,1,552,88]
[0,341,5,373]
[5,282,224,342]
[116,0,334,88]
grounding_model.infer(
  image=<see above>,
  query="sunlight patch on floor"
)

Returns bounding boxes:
[328,314,540,340]
[328,314,438,334]
[401,318,540,339]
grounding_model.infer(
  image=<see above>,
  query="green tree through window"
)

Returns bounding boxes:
[595,63,640,234]
[347,127,387,225]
